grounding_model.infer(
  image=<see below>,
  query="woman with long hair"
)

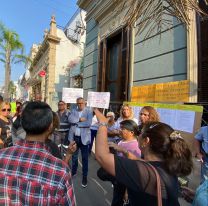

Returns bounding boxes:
[117,104,138,124]
[0,102,12,148]
[138,106,160,134]
[94,108,193,206]
[112,104,138,139]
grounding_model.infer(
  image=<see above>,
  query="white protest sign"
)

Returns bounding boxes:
[87,92,110,109]
[62,88,83,103]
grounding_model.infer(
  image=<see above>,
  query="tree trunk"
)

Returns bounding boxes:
[4,48,11,101]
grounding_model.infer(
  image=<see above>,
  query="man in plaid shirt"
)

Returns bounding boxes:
[0,101,76,205]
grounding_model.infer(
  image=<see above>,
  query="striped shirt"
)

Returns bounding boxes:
[57,110,70,132]
[0,140,76,206]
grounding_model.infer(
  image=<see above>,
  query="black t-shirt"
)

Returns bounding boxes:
[115,156,180,206]
[0,118,11,141]
[13,115,21,130]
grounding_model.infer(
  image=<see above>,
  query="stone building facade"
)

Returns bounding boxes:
[77,0,208,109]
[26,15,84,110]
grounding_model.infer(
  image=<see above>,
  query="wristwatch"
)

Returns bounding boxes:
[98,122,108,127]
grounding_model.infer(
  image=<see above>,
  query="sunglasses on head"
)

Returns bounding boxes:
[1,108,11,112]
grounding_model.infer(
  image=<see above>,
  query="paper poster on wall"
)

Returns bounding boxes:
[175,110,195,133]
[62,88,83,103]
[131,80,189,103]
[87,92,110,109]
[126,102,202,134]
[157,108,177,128]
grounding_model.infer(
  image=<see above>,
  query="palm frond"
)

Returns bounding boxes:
[0,58,6,63]
[113,0,207,37]
[12,54,31,64]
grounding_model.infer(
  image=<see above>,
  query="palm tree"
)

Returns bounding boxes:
[0,22,30,101]
[113,0,207,37]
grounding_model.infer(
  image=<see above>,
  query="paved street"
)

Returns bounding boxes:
[72,153,201,206]
[72,154,113,206]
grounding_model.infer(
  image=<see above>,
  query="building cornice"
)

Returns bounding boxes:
[46,34,61,44]
[78,0,126,24]
[77,0,91,10]
[92,0,115,22]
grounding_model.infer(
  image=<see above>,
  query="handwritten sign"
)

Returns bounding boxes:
[131,80,189,103]
[87,92,110,109]
[62,88,83,103]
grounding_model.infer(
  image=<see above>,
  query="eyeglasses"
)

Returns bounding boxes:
[1,108,11,112]
[140,112,149,117]
[58,104,64,106]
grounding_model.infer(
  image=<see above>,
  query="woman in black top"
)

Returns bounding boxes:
[94,109,193,206]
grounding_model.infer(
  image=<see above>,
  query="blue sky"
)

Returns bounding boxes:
[0,0,78,86]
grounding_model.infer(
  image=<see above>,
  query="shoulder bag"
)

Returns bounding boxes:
[147,163,162,206]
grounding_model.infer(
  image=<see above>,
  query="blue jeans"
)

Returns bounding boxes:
[72,136,89,177]
[88,129,97,154]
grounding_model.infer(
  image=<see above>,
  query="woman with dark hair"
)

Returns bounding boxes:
[46,111,62,159]
[12,101,25,144]
[108,119,141,205]
[94,108,193,206]
[12,101,22,121]
[109,120,141,159]
[46,111,77,164]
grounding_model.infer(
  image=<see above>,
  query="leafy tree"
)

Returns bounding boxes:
[0,22,30,100]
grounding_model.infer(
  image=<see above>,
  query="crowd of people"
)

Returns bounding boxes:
[0,94,207,206]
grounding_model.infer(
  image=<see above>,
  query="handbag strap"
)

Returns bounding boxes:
[147,163,162,206]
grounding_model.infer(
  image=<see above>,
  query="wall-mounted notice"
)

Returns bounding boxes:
[157,108,195,133]
[87,92,110,109]
[131,80,189,103]
[62,88,83,103]
[126,102,203,134]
